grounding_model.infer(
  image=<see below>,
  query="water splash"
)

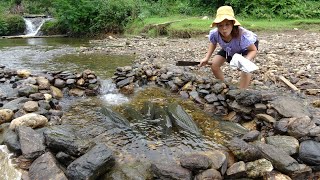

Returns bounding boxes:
[100,79,129,105]
[23,17,52,36]
[0,145,22,180]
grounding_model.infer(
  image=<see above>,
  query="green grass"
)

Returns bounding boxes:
[126,16,320,37]
[240,18,320,32]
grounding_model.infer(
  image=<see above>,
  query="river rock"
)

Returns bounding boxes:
[23,101,39,112]
[18,84,39,97]
[227,137,261,162]
[102,160,153,180]
[36,76,50,90]
[256,113,276,123]
[67,143,115,180]
[201,150,227,173]
[270,96,312,118]
[3,97,31,112]
[68,88,85,96]
[29,152,68,180]
[151,162,192,180]
[9,113,48,130]
[0,123,10,144]
[255,142,311,177]
[54,78,65,88]
[180,153,212,172]
[242,130,260,142]
[195,169,222,180]
[265,135,299,155]
[3,129,21,155]
[50,86,63,99]
[226,161,246,178]
[265,171,292,180]
[299,140,320,166]
[55,151,76,167]
[235,89,262,106]
[17,69,31,78]
[29,92,45,100]
[0,109,14,124]
[17,126,45,159]
[287,116,318,138]
[246,158,273,178]
[44,125,93,156]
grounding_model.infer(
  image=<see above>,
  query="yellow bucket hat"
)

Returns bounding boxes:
[210,6,241,27]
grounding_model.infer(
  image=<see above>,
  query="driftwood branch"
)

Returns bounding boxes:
[278,75,300,92]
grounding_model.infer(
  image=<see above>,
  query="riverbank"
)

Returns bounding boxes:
[89,30,320,97]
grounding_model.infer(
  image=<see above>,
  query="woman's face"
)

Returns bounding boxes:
[217,19,234,38]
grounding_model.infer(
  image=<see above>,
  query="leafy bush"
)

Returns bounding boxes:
[225,0,320,19]
[0,15,25,36]
[52,0,136,36]
[41,19,67,35]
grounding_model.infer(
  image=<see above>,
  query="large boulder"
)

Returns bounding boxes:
[29,152,68,180]
[17,126,45,159]
[67,144,115,180]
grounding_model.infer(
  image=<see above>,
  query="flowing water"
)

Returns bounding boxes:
[0,37,244,178]
[0,146,22,180]
[23,17,52,36]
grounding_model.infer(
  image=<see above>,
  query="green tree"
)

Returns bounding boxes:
[52,0,136,36]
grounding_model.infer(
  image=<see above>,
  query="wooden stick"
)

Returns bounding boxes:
[278,75,300,92]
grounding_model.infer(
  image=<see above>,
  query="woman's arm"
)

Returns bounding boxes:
[200,43,216,66]
[244,44,257,60]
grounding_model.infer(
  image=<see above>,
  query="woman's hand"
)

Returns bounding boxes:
[199,43,216,66]
[199,58,209,66]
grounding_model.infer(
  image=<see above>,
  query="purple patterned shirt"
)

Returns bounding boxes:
[208,27,257,57]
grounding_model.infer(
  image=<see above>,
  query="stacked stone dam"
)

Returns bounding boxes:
[0,67,100,126]
[112,62,320,179]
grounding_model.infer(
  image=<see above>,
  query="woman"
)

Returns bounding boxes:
[199,6,258,89]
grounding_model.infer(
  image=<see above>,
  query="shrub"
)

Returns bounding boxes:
[41,19,68,35]
[52,0,136,36]
[0,15,25,36]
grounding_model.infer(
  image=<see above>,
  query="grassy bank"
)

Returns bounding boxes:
[125,16,320,38]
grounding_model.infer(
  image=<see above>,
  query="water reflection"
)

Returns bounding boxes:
[0,37,90,48]
[26,38,45,45]
[52,53,134,79]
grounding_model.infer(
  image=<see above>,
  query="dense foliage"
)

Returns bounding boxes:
[52,0,136,36]
[0,15,25,36]
[0,0,319,36]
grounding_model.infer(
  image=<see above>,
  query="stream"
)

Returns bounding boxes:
[0,37,246,179]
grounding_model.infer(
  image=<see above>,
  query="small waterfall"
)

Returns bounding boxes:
[23,17,51,36]
[100,79,129,105]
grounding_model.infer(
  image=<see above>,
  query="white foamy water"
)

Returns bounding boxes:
[100,79,129,105]
[0,145,22,180]
[102,93,129,105]
[23,17,52,36]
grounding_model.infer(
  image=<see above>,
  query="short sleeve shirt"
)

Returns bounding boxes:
[208,27,257,57]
